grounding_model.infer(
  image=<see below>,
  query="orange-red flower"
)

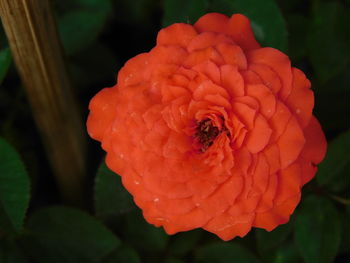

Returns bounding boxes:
[87,13,327,240]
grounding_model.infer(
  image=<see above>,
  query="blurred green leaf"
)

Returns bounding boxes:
[0,48,11,85]
[162,0,209,26]
[0,239,28,263]
[286,14,308,61]
[271,242,301,263]
[209,0,288,51]
[315,92,350,133]
[317,130,350,193]
[164,258,185,263]
[275,0,304,12]
[70,43,118,89]
[22,206,120,263]
[169,229,202,256]
[260,241,301,263]
[123,210,169,252]
[343,207,350,254]
[196,243,261,263]
[307,2,350,84]
[256,220,292,254]
[102,245,141,263]
[57,0,112,55]
[0,137,30,234]
[294,195,341,263]
[95,161,135,220]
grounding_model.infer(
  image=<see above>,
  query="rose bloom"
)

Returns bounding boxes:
[87,13,327,240]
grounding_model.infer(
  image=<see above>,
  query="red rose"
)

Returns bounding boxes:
[87,13,327,240]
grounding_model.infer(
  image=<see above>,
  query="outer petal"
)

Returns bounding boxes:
[274,163,302,205]
[285,68,314,128]
[277,117,305,168]
[204,213,254,241]
[157,23,198,47]
[117,53,150,87]
[300,116,327,165]
[163,208,211,234]
[227,14,260,50]
[194,13,260,51]
[194,13,229,34]
[87,87,118,141]
[253,194,300,231]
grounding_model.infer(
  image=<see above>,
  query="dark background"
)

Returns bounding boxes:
[0,0,350,262]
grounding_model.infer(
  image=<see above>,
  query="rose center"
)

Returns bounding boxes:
[195,119,220,152]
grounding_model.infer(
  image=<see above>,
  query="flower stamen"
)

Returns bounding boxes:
[196,119,220,152]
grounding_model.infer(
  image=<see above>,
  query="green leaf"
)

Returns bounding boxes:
[307,2,350,84]
[169,229,202,256]
[317,130,350,193]
[0,239,29,263]
[286,14,308,61]
[0,48,12,85]
[164,258,185,263]
[102,246,141,263]
[162,0,209,27]
[260,241,301,263]
[294,195,341,263]
[123,210,169,252]
[94,161,135,220]
[57,0,112,55]
[209,0,288,51]
[196,243,261,263]
[22,206,120,263]
[0,137,30,234]
[315,91,350,133]
[256,220,292,254]
[343,207,350,254]
[271,242,301,263]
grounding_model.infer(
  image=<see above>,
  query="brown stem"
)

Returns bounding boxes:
[0,0,87,207]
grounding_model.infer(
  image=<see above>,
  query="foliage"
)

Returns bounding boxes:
[1,0,350,262]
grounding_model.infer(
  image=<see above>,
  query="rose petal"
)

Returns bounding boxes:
[204,213,254,241]
[192,60,221,84]
[227,14,260,51]
[157,23,198,47]
[220,65,245,97]
[245,114,272,154]
[183,47,224,67]
[249,63,282,94]
[187,32,233,52]
[163,208,211,234]
[269,101,292,142]
[277,117,305,168]
[117,53,150,86]
[275,163,302,205]
[149,45,188,65]
[231,99,258,129]
[286,68,314,127]
[155,197,195,215]
[87,87,118,141]
[247,48,292,100]
[300,116,327,165]
[248,154,269,197]
[246,84,276,119]
[196,175,243,216]
[253,194,300,231]
[255,173,278,212]
[194,13,229,34]
[216,43,247,69]
[299,157,317,186]
[262,143,281,174]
